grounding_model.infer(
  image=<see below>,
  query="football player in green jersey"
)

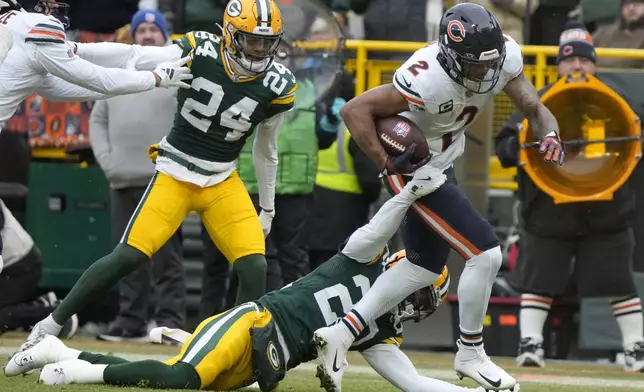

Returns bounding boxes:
[6,169,506,392]
[10,0,299,357]
[10,171,514,391]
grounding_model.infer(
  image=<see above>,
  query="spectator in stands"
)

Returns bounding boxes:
[593,0,644,68]
[349,0,428,60]
[455,0,538,44]
[495,21,644,371]
[89,10,186,342]
[0,199,78,338]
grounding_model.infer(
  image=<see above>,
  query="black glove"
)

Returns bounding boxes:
[538,132,565,166]
[380,143,432,176]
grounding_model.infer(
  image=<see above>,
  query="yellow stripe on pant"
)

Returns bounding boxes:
[165,303,274,390]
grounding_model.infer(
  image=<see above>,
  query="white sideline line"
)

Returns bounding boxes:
[3,347,644,389]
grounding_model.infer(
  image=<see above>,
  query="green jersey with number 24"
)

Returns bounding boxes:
[258,253,403,369]
[168,31,298,163]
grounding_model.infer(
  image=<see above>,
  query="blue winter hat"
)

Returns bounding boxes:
[130,9,169,41]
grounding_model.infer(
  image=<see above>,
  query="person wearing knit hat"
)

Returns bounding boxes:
[130,9,169,45]
[557,21,596,66]
[495,19,644,372]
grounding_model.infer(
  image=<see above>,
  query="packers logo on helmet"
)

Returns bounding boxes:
[222,0,283,74]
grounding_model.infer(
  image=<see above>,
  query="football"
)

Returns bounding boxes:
[375,115,430,164]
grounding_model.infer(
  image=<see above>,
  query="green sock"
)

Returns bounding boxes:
[233,254,267,304]
[52,244,148,324]
[103,360,201,389]
[78,352,130,365]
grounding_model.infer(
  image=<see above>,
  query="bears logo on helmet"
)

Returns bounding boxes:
[446,20,465,43]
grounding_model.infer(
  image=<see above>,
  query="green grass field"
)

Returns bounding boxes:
[2,333,644,392]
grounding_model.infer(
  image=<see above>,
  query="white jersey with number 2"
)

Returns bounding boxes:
[392,36,524,171]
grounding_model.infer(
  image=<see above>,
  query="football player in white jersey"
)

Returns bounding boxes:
[0,0,192,131]
[313,3,564,392]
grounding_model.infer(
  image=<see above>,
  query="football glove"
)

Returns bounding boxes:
[259,208,275,238]
[153,56,194,89]
[402,165,446,199]
[380,143,432,176]
[538,131,565,166]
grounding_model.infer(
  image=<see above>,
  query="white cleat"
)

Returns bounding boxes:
[38,362,71,385]
[454,340,516,391]
[4,335,69,377]
[312,325,352,392]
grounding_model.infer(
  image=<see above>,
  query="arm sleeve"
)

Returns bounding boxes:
[35,75,112,102]
[74,42,183,70]
[341,188,415,263]
[361,344,467,392]
[253,112,284,211]
[88,100,113,172]
[33,42,157,95]
[494,110,524,168]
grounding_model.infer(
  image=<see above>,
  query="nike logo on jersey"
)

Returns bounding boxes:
[478,372,502,388]
[332,351,342,372]
[401,75,412,88]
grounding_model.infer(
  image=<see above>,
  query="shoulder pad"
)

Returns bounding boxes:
[503,35,524,80]
[392,47,440,113]
[25,14,66,45]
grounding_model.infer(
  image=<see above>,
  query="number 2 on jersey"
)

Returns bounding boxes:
[407,60,429,76]
[441,106,479,152]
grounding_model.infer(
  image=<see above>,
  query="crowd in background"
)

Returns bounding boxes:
[2,0,644,363]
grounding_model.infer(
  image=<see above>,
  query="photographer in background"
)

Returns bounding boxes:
[495,21,644,371]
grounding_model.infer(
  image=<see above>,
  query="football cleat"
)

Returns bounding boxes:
[454,339,517,391]
[516,337,545,368]
[312,324,352,392]
[4,335,70,377]
[624,341,644,372]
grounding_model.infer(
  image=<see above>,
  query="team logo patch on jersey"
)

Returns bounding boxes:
[266,341,280,370]
[393,121,411,137]
[447,20,466,43]
[227,0,242,17]
[439,100,454,114]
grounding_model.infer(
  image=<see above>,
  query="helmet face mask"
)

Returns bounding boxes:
[437,3,506,94]
[35,0,70,28]
[223,0,283,75]
[384,251,450,324]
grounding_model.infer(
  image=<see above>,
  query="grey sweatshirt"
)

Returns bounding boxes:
[89,88,177,189]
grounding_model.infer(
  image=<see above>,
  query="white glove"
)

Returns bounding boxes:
[153,56,194,89]
[259,208,275,238]
[402,165,446,199]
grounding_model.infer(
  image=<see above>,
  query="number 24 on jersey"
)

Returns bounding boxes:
[180,33,295,141]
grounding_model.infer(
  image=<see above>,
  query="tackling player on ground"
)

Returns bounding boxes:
[313,3,563,392]
[5,170,517,392]
[11,0,298,355]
